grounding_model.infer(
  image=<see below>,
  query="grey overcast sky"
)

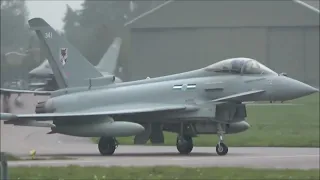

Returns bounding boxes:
[26,0,84,31]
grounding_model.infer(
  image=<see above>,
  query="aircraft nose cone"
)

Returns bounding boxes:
[292,80,318,97]
[306,86,319,94]
[279,77,319,100]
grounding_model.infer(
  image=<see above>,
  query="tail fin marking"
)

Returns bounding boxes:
[28,18,103,88]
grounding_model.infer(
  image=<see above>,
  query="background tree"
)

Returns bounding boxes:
[1,0,30,49]
[61,1,165,80]
[0,0,37,85]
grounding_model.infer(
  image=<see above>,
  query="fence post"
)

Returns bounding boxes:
[1,152,9,180]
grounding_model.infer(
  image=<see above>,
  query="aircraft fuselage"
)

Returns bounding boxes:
[38,71,318,138]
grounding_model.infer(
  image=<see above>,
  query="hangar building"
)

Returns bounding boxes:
[123,0,319,87]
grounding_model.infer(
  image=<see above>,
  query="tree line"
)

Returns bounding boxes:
[1,0,164,84]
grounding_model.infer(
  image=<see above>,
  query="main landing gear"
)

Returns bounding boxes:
[176,135,193,154]
[98,137,118,156]
[175,123,229,156]
[175,123,194,155]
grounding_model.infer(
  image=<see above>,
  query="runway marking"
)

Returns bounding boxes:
[8,154,319,166]
[186,154,320,160]
[246,103,303,106]
[184,154,320,162]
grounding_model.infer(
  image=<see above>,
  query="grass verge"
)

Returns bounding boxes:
[8,166,320,180]
[92,93,319,147]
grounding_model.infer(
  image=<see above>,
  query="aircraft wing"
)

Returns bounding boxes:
[0,88,52,96]
[211,90,265,102]
[0,103,197,121]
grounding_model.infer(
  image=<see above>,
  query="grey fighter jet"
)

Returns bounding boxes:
[1,18,318,156]
[28,36,123,91]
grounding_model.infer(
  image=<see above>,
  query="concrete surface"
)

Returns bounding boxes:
[6,145,320,170]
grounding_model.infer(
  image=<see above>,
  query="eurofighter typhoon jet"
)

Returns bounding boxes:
[1,18,318,156]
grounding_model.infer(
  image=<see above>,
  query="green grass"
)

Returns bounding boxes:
[92,93,319,147]
[8,166,320,180]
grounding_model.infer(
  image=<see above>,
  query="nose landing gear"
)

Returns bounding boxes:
[216,141,228,156]
[216,123,228,156]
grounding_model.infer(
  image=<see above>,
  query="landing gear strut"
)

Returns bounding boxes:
[98,137,118,156]
[216,123,228,156]
[176,135,193,154]
[150,123,165,144]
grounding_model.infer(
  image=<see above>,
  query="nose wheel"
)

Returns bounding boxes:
[216,142,228,155]
[216,123,228,156]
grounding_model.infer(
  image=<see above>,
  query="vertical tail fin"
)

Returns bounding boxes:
[96,37,122,74]
[28,18,103,88]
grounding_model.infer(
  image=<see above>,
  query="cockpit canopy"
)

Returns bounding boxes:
[205,58,277,75]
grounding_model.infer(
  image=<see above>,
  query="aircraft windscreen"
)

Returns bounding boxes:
[205,58,277,75]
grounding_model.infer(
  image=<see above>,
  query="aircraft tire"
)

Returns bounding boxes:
[216,142,228,156]
[176,135,193,155]
[98,137,116,156]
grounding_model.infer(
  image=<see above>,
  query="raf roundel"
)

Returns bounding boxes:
[181,84,188,91]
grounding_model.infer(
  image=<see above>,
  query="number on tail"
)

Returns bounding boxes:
[45,32,52,39]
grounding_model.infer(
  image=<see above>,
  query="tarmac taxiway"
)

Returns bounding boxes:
[1,94,319,170]
[5,145,320,170]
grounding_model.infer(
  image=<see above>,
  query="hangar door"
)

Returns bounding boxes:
[304,27,319,87]
[128,27,267,80]
[267,27,305,82]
